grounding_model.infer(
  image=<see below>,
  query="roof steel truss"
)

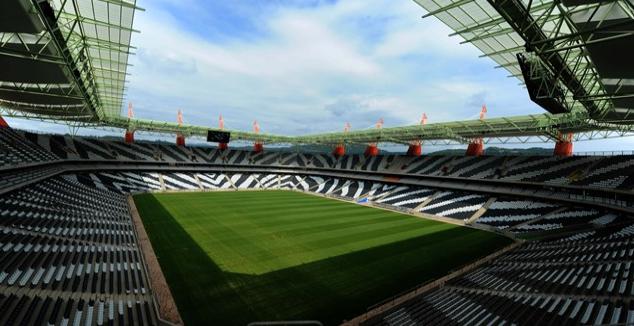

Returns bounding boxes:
[414,0,634,121]
[0,0,139,122]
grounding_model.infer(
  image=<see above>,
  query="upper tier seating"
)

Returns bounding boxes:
[4,131,634,194]
[0,129,59,167]
[0,164,64,193]
[300,153,336,169]
[571,155,634,190]
[513,207,628,234]
[75,172,161,194]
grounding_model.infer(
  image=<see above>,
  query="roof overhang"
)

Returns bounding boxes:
[0,0,140,122]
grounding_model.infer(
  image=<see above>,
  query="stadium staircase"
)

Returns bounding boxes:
[465,197,497,225]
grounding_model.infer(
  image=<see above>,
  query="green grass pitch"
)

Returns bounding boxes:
[134,190,512,325]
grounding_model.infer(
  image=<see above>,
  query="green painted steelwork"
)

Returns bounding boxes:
[98,111,634,145]
[1,0,633,146]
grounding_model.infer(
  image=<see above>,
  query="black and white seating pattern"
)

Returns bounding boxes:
[157,144,193,162]
[231,173,261,189]
[279,175,304,190]
[448,156,506,178]
[279,152,299,167]
[326,178,348,194]
[197,173,231,189]
[222,150,250,165]
[420,191,488,220]
[365,288,632,326]
[406,156,455,175]
[301,153,335,169]
[250,152,281,166]
[0,129,59,167]
[59,169,634,234]
[163,173,200,190]
[376,187,435,209]
[106,141,155,161]
[293,175,313,191]
[332,180,365,198]
[3,132,634,325]
[500,156,600,185]
[571,155,634,190]
[362,183,398,200]
[46,170,633,239]
[0,293,157,325]
[363,222,634,326]
[334,154,363,170]
[0,165,64,193]
[359,155,393,172]
[188,147,213,163]
[258,174,280,189]
[476,199,559,230]
[0,177,158,325]
[75,172,161,194]
[5,130,634,193]
[303,176,327,192]
[513,207,626,234]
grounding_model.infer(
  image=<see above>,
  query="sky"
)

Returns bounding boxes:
[5,0,634,152]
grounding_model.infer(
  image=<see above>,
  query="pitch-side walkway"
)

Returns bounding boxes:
[128,196,184,325]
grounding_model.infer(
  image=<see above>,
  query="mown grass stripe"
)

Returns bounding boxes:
[135,190,512,325]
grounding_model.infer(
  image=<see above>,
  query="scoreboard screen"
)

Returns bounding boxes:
[207,130,231,143]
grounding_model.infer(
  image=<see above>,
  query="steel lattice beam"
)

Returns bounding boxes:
[485,0,605,117]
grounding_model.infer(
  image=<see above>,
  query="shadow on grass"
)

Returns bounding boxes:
[134,193,512,326]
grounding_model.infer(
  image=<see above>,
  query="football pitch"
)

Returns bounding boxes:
[134,190,512,325]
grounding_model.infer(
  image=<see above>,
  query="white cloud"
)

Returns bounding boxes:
[126,0,506,133]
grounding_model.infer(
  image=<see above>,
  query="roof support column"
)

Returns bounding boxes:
[0,114,9,128]
[124,130,134,143]
[554,132,573,157]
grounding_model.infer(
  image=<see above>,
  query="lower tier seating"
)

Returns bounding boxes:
[362,221,634,325]
[0,176,158,325]
[420,191,488,220]
[61,171,633,238]
[0,292,157,326]
[476,199,559,229]
[375,187,435,209]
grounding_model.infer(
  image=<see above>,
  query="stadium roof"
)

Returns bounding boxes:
[0,0,633,145]
[413,0,634,122]
[0,0,139,122]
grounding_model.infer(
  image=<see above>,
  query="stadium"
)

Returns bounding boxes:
[1,0,633,325]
